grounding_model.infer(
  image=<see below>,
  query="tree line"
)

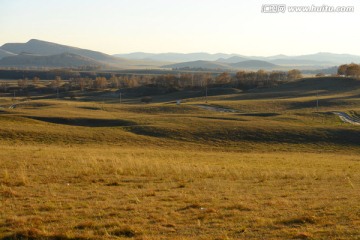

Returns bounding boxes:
[0,69,304,94]
[67,69,302,91]
[338,63,360,78]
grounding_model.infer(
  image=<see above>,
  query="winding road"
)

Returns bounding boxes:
[195,104,360,127]
[333,112,360,126]
[8,103,17,109]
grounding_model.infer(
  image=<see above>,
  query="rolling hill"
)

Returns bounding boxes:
[117,51,360,67]
[1,39,359,70]
[162,60,231,70]
[114,52,240,62]
[163,59,279,70]
[0,52,104,68]
[269,58,334,66]
[229,60,278,69]
[293,52,360,63]
[0,39,119,63]
[216,56,249,63]
[0,39,170,69]
[255,53,360,65]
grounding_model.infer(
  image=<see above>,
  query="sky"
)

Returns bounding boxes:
[0,0,359,56]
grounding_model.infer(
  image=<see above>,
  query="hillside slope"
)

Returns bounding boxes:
[0,52,104,68]
[0,49,16,59]
[0,39,118,63]
[0,39,168,69]
[229,60,278,69]
[163,60,231,69]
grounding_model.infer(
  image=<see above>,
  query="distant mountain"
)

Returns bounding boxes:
[216,56,248,63]
[293,52,360,64]
[0,49,16,59]
[265,54,289,60]
[263,52,360,65]
[269,58,333,66]
[163,59,279,70]
[230,60,278,69]
[114,52,240,62]
[0,39,119,63]
[117,51,360,66]
[0,52,104,68]
[0,39,169,69]
[163,60,231,70]
[2,39,360,70]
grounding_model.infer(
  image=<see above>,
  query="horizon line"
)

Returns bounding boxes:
[0,39,359,57]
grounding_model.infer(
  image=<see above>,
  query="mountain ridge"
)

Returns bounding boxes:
[115,51,360,65]
[1,39,359,70]
[163,60,279,70]
[0,39,121,63]
[0,39,168,69]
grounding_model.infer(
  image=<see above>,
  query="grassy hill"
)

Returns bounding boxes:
[163,59,279,70]
[229,60,278,69]
[0,39,168,69]
[162,60,232,70]
[215,56,249,63]
[1,76,360,239]
[0,39,118,63]
[0,53,105,68]
[114,52,239,62]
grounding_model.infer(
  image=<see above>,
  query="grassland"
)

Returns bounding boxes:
[1,77,360,239]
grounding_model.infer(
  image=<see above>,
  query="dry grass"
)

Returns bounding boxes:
[1,78,360,239]
[1,144,360,239]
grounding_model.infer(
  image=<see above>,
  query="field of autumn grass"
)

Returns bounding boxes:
[1,77,360,239]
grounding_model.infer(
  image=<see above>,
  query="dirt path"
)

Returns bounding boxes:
[194,104,239,113]
[8,102,22,109]
[8,104,17,109]
[333,112,360,126]
[196,105,360,127]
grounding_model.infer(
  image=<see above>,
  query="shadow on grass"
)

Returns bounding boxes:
[196,116,249,121]
[226,77,360,101]
[27,116,137,127]
[288,98,353,110]
[77,106,102,110]
[126,123,360,147]
[0,109,10,114]
[236,113,280,117]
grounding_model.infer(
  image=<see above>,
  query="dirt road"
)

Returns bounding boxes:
[333,112,360,126]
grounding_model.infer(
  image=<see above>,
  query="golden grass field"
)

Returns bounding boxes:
[1,77,360,239]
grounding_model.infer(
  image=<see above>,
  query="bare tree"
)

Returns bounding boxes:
[345,64,360,78]
[337,64,348,76]
[94,77,108,89]
[215,72,231,85]
[287,69,302,81]
[109,74,120,88]
[256,70,268,87]
[235,71,246,88]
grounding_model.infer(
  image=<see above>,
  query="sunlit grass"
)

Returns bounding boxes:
[1,144,360,239]
[1,78,360,239]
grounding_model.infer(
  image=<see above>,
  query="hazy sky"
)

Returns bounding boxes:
[0,0,359,55]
